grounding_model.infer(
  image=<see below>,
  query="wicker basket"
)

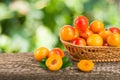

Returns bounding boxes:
[60,39,120,62]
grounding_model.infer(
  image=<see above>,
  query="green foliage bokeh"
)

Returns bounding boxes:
[0,0,120,53]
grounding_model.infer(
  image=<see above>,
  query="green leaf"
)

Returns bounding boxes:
[62,56,69,64]
[39,62,48,69]
[61,61,73,69]
[42,58,47,63]
[39,58,48,69]
[62,56,73,69]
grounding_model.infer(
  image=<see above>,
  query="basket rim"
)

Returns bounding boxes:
[60,38,120,48]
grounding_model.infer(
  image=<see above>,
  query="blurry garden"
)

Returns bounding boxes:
[0,0,120,53]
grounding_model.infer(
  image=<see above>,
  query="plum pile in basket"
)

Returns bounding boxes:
[59,15,120,47]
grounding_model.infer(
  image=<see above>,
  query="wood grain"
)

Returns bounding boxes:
[0,52,120,80]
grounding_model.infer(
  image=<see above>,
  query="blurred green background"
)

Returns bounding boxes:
[0,0,120,53]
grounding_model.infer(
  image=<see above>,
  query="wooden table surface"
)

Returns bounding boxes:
[0,52,120,80]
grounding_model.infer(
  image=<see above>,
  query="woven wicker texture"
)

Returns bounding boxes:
[61,39,120,62]
[0,53,120,80]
